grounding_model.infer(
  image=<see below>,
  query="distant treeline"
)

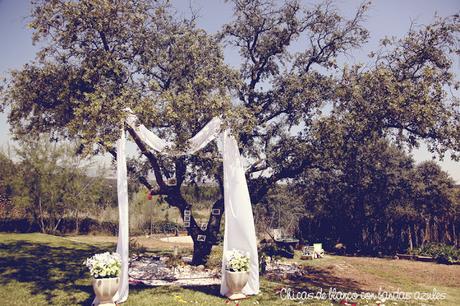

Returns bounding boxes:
[290,140,460,254]
[0,139,216,236]
[0,217,185,236]
[1,138,459,256]
[0,217,118,235]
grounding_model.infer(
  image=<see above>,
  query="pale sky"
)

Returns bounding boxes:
[0,0,459,182]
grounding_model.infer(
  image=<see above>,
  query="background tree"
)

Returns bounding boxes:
[1,0,459,263]
[413,161,457,245]
[0,150,18,219]
[295,117,459,253]
[10,136,106,234]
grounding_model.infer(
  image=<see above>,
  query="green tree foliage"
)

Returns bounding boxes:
[1,0,459,263]
[295,132,459,253]
[0,150,18,218]
[8,137,108,234]
[0,150,16,197]
[414,161,456,218]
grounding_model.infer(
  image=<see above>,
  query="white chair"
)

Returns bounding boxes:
[313,243,325,258]
[273,228,283,241]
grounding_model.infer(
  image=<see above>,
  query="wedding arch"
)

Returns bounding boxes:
[109,109,259,303]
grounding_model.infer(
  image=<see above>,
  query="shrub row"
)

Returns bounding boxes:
[0,218,118,235]
[0,217,185,236]
[409,243,460,264]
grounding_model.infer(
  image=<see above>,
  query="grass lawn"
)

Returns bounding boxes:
[0,233,459,305]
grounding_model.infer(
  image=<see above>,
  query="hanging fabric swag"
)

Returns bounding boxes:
[110,110,259,304]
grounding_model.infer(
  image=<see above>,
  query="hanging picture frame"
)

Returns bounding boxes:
[201,223,207,231]
[184,215,190,222]
[184,221,190,227]
[197,235,206,242]
[211,209,221,216]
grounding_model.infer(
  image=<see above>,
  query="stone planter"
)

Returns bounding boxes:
[92,277,119,306]
[225,270,249,300]
[416,255,436,262]
[395,253,414,260]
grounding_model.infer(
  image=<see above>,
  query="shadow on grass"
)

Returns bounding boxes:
[183,284,221,296]
[0,239,108,305]
[265,265,364,294]
[0,238,370,305]
[300,265,363,291]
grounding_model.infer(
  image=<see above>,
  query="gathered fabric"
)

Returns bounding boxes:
[114,127,130,303]
[106,111,259,304]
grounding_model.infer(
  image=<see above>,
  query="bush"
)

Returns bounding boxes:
[0,217,118,235]
[0,218,39,232]
[206,245,223,270]
[409,243,460,264]
[137,219,184,235]
[259,242,284,259]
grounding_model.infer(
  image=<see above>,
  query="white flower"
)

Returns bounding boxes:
[225,249,250,272]
[85,252,122,279]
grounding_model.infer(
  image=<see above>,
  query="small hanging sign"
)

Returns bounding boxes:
[184,215,191,222]
[211,209,221,216]
[197,234,206,242]
[184,221,190,227]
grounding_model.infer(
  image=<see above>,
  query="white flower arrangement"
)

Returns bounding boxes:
[85,252,121,279]
[225,249,250,272]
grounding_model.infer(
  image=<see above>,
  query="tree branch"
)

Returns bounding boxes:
[99,141,154,190]
[125,126,168,191]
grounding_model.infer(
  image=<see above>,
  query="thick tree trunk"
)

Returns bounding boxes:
[163,190,224,266]
[191,198,224,265]
[192,240,214,265]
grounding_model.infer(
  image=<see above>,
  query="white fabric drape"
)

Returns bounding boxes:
[220,129,259,296]
[110,111,259,303]
[93,128,129,306]
[114,127,130,303]
[126,112,222,155]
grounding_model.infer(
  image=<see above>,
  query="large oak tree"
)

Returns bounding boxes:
[2,0,459,264]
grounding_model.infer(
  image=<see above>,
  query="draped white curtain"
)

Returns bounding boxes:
[125,112,223,155]
[105,111,259,304]
[114,127,130,303]
[221,129,259,295]
[93,128,130,305]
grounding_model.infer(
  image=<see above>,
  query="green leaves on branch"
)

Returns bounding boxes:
[1,0,459,202]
